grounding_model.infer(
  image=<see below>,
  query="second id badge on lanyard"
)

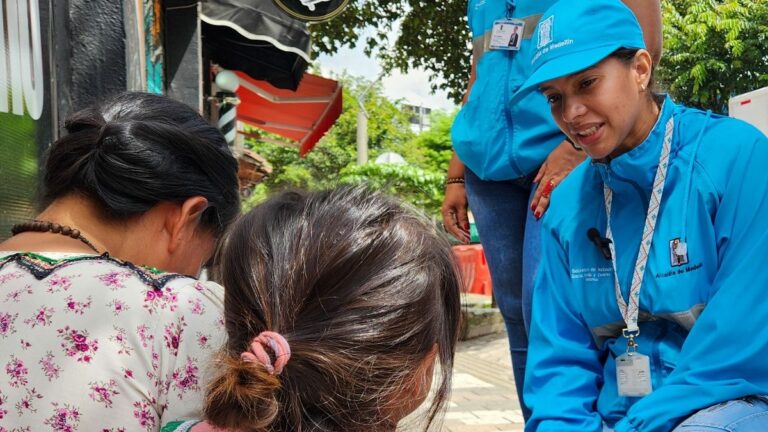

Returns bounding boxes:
[616,352,653,397]
[489,19,525,51]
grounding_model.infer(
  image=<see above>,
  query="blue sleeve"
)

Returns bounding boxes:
[525,224,604,432]
[615,128,768,431]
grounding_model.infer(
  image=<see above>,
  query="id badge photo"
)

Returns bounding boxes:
[489,19,525,51]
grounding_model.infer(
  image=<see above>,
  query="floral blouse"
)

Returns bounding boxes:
[0,252,226,431]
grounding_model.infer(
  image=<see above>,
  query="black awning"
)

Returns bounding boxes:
[201,0,311,90]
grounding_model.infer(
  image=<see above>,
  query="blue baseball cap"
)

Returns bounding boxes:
[510,0,646,105]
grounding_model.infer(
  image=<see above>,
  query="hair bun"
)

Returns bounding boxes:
[64,107,106,134]
[204,353,281,431]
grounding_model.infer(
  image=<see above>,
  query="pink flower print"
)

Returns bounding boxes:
[4,285,32,303]
[196,332,210,350]
[24,306,55,328]
[171,356,200,397]
[44,403,81,431]
[0,312,18,338]
[89,379,120,408]
[97,270,132,290]
[163,317,187,357]
[150,351,160,382]
[46,274,73,293]
[132,400,157,431]
[57,326,99,363]
[0,391,8,420]
[0,271,22,285]
[20,339,31,350]
[165,286,179,312]
[136,324,154,348]
[107,299,129,316]
[189,297,205,315]
[123,368,134,380]
[110,326,134,356]
[193,281,206,291]
[39,351,62,381]
[64,295,92,315]
[5,356,28,387]
[15,387,43,415]
[142,286,179,314]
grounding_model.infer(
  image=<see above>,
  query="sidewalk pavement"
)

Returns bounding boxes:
[401,330,524,431]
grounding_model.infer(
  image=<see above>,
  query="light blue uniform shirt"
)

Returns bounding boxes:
[526,96,768,431]
[451,0,563,181]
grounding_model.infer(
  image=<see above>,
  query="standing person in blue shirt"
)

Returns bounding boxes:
[511,1,768,430]
[442,0,661,419]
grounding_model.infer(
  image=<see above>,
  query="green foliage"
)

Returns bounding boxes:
[0,113,39,240]
[387,110,455,173]
[243,75,455,216]
[338,163,445,215]
[311,0,471,104]
[658,0,768,112]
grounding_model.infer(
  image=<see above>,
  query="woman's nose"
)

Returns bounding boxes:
[561,98,587,124]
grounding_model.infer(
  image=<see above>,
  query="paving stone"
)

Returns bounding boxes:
[400,332,525,431]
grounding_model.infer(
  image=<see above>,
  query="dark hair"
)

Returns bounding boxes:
[42,92,239,233]
[206,186,462,431]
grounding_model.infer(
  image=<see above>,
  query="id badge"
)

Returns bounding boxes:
[489,19,525,51]
[616,352,653,397]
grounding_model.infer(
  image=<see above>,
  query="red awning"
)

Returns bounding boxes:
[235,71,342,156]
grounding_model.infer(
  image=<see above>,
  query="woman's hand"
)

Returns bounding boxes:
[530,139,586,219]
[441,183,471,244]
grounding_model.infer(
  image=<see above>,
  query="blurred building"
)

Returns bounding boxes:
[403,104,432,133]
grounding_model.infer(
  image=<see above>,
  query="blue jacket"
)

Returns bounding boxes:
[526,96,768,431]
[451,0,563,181]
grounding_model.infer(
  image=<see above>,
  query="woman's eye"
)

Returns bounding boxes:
[546,94,561,105]
[579,78,596,90]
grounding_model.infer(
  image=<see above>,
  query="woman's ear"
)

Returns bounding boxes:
[633,49,654,91]
[166,196,210,254]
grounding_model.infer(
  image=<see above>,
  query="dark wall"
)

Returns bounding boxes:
[54,0,127,123]
[164,0,202,110]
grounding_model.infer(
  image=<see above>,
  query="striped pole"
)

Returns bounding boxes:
[217,91,237,148]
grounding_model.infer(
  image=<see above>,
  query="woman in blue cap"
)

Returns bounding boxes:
[511,0,768,431]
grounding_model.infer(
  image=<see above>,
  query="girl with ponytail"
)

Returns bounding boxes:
[163,186,462,432]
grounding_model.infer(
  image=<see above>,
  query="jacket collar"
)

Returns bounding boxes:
[593,95,676,193]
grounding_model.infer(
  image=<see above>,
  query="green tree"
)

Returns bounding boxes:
[387,110,456,173]
[311,1,470,104]
[657,0,768,112]
[339,163,445,215]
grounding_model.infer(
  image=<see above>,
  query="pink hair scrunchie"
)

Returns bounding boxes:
[240,331,291,375]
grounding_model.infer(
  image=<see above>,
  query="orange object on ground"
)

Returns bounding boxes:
[452,244,493,296]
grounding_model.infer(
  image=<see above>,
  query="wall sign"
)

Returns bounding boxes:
[273,0,349,22]
[0,0,44,119]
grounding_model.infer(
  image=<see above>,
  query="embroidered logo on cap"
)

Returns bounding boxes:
[537,15,554,49]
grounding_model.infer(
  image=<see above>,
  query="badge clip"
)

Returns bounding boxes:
[622,328,640,354]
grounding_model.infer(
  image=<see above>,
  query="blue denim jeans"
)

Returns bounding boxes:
[601,397,768,432]
[673,396,768,431]
[465,169,541,421]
